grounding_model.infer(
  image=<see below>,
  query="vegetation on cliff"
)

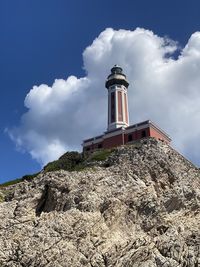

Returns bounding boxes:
[0,149,114,188]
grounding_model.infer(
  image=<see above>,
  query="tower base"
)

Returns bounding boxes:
[82,120,171,153]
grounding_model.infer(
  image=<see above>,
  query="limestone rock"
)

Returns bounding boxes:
[0,138,199,266]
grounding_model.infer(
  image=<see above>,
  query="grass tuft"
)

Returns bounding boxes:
[0,178,23,187]
[0,172,40,188]
[89,149,114,162]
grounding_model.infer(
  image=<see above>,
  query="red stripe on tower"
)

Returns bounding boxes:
[124,93,128,124]
[118,91,123,121]
[111,92,115,123]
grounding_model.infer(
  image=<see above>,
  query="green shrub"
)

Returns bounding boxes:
[44,151,84,172]
[43,149,115,173]
[22,172,40,181]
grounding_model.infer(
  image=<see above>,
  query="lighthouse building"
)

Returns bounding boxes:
[82,65,171,153]
[106,65,129,131]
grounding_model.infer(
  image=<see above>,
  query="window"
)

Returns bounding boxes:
[128,134,133,142]
[86,147,90,151]
[98,144,102,149]
[141,130,146,138]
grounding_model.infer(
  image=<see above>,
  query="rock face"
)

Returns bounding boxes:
[0,138,200,266]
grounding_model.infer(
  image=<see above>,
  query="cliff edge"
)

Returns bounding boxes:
[0,138,199,266]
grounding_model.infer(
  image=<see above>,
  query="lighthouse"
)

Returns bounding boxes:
[82,65,171,153]
[106,65,129,131]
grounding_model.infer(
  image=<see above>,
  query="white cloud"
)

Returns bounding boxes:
[8,28,200,166]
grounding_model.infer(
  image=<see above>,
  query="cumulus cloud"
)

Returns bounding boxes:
[8,28,200,166]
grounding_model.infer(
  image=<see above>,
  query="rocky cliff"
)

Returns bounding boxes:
[0,138,199,267]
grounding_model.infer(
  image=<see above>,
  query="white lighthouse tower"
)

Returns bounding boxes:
[105,65,130,131]
[82,65,171,153]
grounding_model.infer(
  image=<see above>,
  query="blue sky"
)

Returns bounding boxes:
[1,0,200,183]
